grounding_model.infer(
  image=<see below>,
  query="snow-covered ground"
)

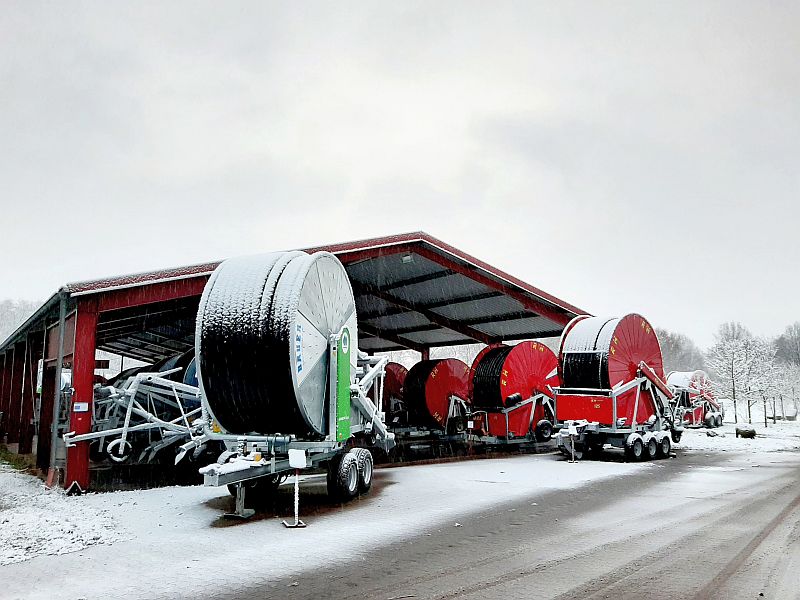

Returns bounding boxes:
[0,455,643,600]
[675,420,800,453]
[0,463,124,566]
[2,422,799,599]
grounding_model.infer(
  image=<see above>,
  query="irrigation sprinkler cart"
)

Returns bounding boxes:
[554,362,682,461]
[195,330,395,518]
[388,392,472,459]
[63,369,203,466]
[468,392,556,446]
[667,370,723,428]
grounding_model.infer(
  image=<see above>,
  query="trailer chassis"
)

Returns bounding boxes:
[554,366,682,461]
[192,328,395,517]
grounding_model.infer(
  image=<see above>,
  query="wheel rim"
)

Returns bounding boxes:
[347,462,358,492]
[633,441,642,457]
[362,457,373,486]
[662,438,670,454]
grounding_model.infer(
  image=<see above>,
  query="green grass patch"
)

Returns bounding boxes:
[0,444,39,474]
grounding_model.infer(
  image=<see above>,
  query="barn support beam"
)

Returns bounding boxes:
[7,342,26,446]
[46,293,69,485]
[353,282,494,345]
[0,352,9,439]
[19,335,43,455]
[358,323,427,354]
[64,297,98,492]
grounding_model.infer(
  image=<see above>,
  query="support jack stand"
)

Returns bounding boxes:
[568,436,579,464]
[65,481,84,496]
[282,469,306,529]
[224,483,255,520]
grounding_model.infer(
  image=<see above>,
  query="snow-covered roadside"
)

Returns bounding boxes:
[675,420,800,453]
[1,455,643,600]
[0,463,124,566]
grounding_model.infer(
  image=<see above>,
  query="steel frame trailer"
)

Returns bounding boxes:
[554,365,682,461]
[192,332,394,517]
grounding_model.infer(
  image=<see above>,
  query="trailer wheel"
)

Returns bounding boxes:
[715,415,723,427]
[106,439,133,463]
[671,430,683,444]
[354,448,374,493]
[645,436,658,460]
[329,453,359,501]
[534,419,553,442]
[657,435,671,458]
[625,436,644,462]
[585,440,604,456]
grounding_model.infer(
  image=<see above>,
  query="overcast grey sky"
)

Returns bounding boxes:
[1,1,797,348]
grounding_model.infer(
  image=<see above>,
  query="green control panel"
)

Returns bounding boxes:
[336,328,351,442]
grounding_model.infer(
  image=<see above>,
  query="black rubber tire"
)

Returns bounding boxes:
[448,416,467,435]
[625,437,644,462]
[534,419,553,442]
[354,448,373,494]
[329,453,359,501]
[671,430,683,444]
[715,415,723,427]
[658,435,671,458]
[585,439,604,456]
[645,436,658,460]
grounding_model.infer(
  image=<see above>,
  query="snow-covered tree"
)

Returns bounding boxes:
[706,322,777,423]
[775,322,800,366]
[0,299,42,342]
[656,328,705,373]
[776,363,800,419]
[745,337,778,425]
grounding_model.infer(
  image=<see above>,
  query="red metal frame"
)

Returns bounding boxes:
[18,336,42,455]
[0,352,9,436]
[65,298,97,491]
[95,277,208,312]
[7,342,26,445]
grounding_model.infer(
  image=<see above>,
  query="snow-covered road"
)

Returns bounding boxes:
[1,422,798,600]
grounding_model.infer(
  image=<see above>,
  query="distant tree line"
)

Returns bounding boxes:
[660,321,800,424]
[0,299,42,343]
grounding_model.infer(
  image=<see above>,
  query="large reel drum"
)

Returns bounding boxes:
[558,314,664,425]
[404,358,470,430]
[471,341,559,409]
[667,370,718,408]
[369,361,407,416]
[196,251,357,437]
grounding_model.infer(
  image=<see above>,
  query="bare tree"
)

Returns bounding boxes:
[775,322,800,366]
[656,328,706,373]
[0,299,42,342]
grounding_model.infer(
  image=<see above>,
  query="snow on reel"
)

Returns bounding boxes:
[196,251,357,437]
[667,370,723,428]
[554,314,679,461]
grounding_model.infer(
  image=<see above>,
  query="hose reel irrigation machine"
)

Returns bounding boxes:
[184,251,394,518]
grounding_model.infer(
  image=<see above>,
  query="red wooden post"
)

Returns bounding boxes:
[19,337,42,455]
[64,298,98,491]
[37,364,56,471]
[0,352,8,438]
[7,342,26,445]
